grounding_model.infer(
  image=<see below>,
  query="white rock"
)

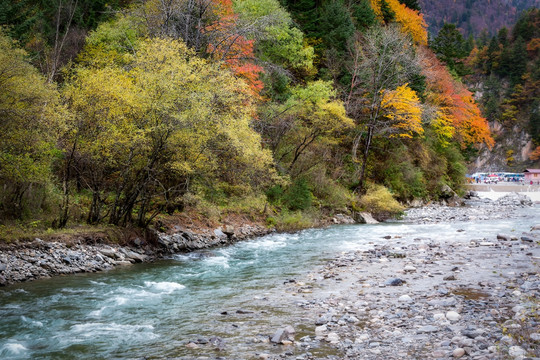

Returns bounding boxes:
[530,333,540,341]
[479,242,495,246]
[508,346,526,359]
[398,295,413,303]
[355,334,370,343]
[326,332,340,343]
[315,325,327,335]
[446,311,461,322]
[433,313,446,321]
[404,265,417,272]
[452,348,465,358]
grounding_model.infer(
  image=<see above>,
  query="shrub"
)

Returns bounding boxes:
[358,184,404,220]
[284,179,313,211]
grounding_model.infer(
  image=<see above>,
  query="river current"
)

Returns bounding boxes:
[0,205,538,359]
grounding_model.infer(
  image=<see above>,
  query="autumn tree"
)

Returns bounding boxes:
[420,48,494,150]
[64,35,273,226]
[369,0,428,45]
[346,25,423,193]
[0,31,64,219]
[258,80,353,176]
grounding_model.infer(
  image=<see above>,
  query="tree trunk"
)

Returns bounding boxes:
[356,126,373,194]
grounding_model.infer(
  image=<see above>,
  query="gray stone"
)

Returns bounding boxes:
[99,248,118,259]
[223,225,235,236]
[384,278,405,286]
[271,325,295,344]
[497,234,511,241]
[417,325,439,333]
[521,236,534,242]
[121,249,146,263]
[0,263,7,272]
[213,228,226,238]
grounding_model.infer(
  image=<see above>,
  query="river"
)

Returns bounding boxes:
[0,203,538,359]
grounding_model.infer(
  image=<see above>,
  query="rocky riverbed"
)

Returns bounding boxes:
[1,193,539,360]
[241,193,540,360]
[0,224,271,286]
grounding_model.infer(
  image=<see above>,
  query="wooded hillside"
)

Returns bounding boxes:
[419,0,540,36]
[0,0,495,236]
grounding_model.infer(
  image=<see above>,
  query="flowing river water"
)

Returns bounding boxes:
[0,204,538,359]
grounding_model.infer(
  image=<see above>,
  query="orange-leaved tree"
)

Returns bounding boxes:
[206,0,264,97]
[369,0,428,45]
[420,48,494,149]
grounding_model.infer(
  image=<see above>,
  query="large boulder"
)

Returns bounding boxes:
[354,212,379,224]
[332,214,355,224]
[440,184,464,207]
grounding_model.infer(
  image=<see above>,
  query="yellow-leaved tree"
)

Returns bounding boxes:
[380,84,423,138]
[259,80,353,176]
[64,36,273,226]
[0,31,66,219]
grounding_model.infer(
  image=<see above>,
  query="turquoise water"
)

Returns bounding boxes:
[0,206,538,359]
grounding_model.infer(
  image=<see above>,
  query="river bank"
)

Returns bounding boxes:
[0,192,535,287]
[248,193,539,360]
[0,193,538,359]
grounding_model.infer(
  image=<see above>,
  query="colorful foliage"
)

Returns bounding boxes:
[370,0,428,44]
[420,48,494,149]
[206,0,264,97]
[381,84,424,138]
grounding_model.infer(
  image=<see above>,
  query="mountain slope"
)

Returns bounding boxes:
[419,0,540,36]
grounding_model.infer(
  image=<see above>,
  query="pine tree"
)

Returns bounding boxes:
[352,0,377,29]
[398,0,420,11]
[380,0,395,24]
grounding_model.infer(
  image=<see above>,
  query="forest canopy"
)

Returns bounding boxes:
[0,0,502,230]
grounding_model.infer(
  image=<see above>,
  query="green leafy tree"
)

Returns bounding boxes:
[233,0,314,73]
[0,31,64,218]
[398,0,420,11]
[259,80,353,176]
[380,0,395,24]
[316,0,355,54]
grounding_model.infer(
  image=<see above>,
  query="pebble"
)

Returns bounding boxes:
[404,265,417,272]
[398,295,413,303]
[446,311,461,322]
[452,348,465,358]
[508,346,526,359]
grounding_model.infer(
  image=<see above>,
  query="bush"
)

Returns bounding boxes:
[358,184,404,220]
[283,179,313,211]
[307,167,354,210]
[271,210,317,232]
